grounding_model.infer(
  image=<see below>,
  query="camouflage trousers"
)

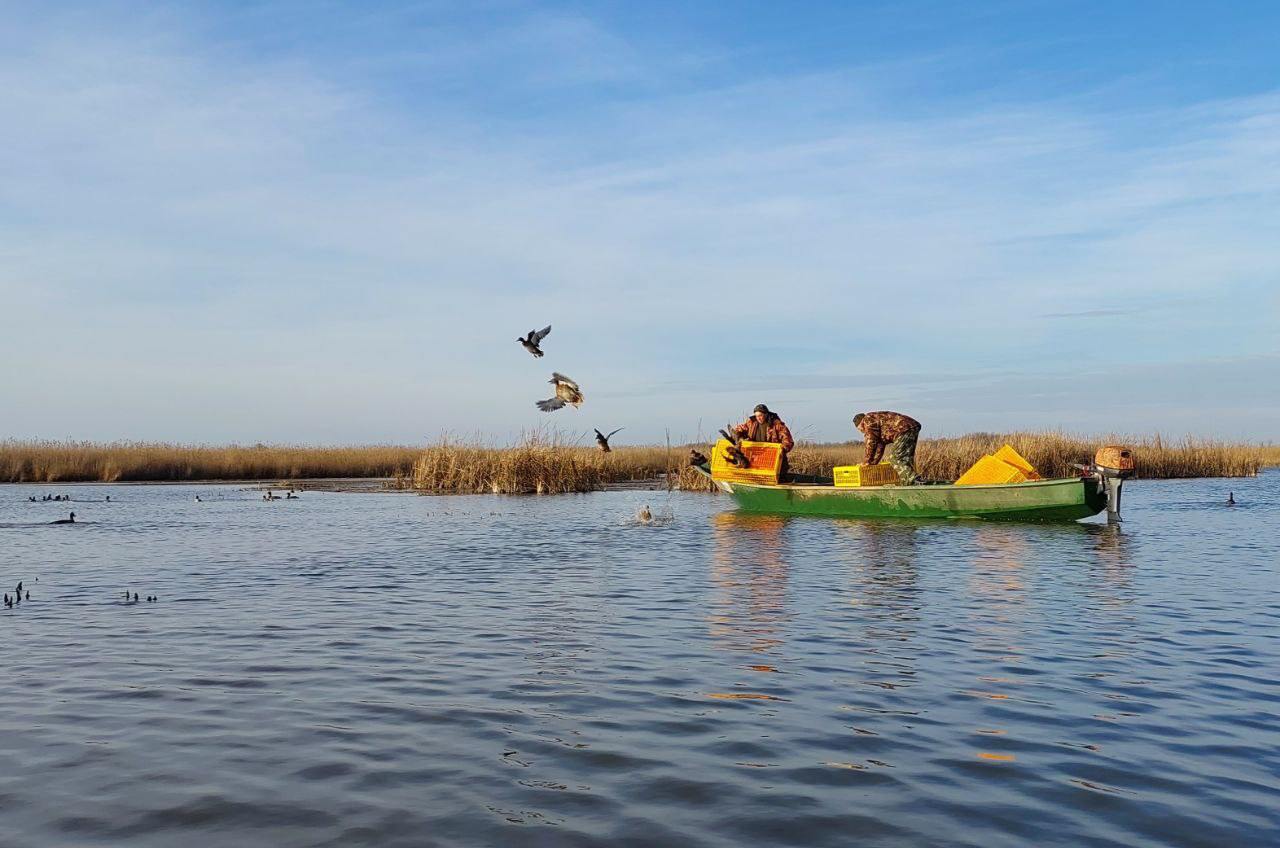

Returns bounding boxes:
[886,427,921,484]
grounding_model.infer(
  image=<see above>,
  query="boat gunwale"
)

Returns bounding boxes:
[715,475,1092,494]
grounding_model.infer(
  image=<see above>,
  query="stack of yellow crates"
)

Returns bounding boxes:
[833,463,900,487]
[709,439,784,485]
[955,444,1042,486]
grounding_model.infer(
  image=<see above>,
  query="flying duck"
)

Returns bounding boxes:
[518,325,552,358]
[536,373,583,411]
[595,427,623,452]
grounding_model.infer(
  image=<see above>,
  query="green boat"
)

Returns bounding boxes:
[694,469,1108,521]
[692,453,1131,522]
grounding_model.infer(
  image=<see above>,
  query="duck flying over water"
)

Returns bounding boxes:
[518,325,552,358]
[51,512,75,524]
[595,428,623,452]
[536,373,583,411]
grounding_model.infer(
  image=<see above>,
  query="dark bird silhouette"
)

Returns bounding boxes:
[594,427,623,452]
[133,593,139,603]
[536,373,583,411]
[689,449,709,467]
[15,582,22,595]
[3,595,10,609]
[1227,491,1236,506]
[51,512,76,524]
[517,325,552,358]
[25,591,30,601]
[195,495,202,502]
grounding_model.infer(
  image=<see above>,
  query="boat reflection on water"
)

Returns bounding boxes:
[833,519,922,615]
[1083,521,1136,613]
[708,511,792,656]
[967,524,1031,607]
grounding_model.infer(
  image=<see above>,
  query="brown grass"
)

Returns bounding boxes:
[410,432,680,494]
[0,440,420,483]
[1,432,1270,489]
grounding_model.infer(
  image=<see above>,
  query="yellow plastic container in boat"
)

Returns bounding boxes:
[992,444,1041,479]
[833,463,899,487]
[955,454,1034,486]
[709,439,783,485]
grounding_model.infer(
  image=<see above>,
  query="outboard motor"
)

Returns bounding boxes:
[1093,445,1135,522]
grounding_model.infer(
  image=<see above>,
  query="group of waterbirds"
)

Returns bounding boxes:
[4,581,31,608]
[517,323,622,452]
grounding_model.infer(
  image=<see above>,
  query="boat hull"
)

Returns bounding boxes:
[711,475,1108,521]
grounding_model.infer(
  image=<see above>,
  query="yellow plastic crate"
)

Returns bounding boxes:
[833,463,899,487]
[709,439,783,485]
[992,444,1040,479]
[955,454,1034,486]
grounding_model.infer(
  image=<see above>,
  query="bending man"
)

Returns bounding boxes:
[733,404,795,477]
[854,411,922,484]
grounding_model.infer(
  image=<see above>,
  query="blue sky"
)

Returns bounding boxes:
[2,1,1277,444]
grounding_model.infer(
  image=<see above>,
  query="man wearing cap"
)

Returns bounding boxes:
[853,411,922,484]
[733,404,795,476]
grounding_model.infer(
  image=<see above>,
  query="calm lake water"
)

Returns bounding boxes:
[2,474,1278,847]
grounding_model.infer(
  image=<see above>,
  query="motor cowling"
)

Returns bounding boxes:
[1095,445,1135,478]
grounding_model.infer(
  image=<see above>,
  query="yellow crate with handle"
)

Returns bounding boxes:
[955,444,1041,486]
[992,444,1040,479]
[833,463,899,487]
[709,439,783,485]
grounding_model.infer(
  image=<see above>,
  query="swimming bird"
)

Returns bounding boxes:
[195,495,202,502]
[51,512,75,524]
[536,373,583,411]
[3,595,10,609]
[1227,492,1236,506]
[517,325,552,358]
[595,427,623,452]
[133,593,139,603]
[16,582,22,594]
[638,504,652,523]
[25,591,30,601]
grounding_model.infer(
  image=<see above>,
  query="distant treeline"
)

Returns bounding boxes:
[1,434,1273,489]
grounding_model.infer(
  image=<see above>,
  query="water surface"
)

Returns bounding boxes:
[3,475,1278,847]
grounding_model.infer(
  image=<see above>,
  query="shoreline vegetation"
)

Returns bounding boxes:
[2,434,1275,491]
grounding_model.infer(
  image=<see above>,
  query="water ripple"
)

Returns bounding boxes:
[2,476,1278,846]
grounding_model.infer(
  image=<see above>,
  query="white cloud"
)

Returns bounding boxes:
[0,6,1276,442]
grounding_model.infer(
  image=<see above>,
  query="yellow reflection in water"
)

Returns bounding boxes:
[708,512,792,655]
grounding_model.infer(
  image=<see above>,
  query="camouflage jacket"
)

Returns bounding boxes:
[733,415,795,453]
[856,411,921,464]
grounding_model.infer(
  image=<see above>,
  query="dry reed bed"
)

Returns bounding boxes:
[411,432,1267,494]
[1,434,1270,489]
[0,441,420,483]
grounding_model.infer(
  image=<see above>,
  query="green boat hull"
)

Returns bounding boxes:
[709,474,1108,522]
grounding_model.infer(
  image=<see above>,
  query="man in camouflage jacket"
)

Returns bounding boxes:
[854,411,922,484]
[733,404,795,475]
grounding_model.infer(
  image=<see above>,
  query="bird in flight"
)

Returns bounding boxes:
[595,428,623,452]
[518,325,552,358]
[536,373,583,411]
